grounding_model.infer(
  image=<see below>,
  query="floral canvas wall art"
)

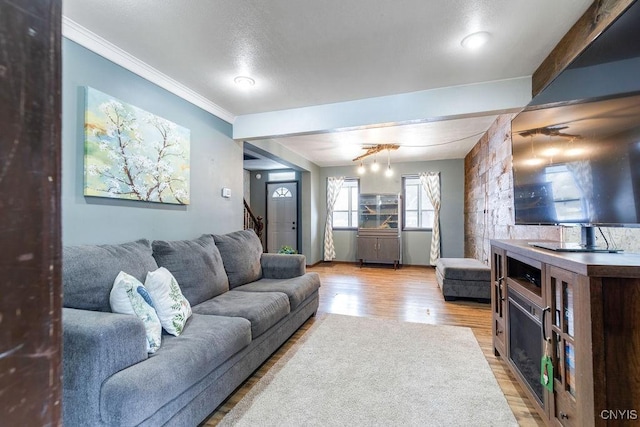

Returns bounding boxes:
[84,87,191,205]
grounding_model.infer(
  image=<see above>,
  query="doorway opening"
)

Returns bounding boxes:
[266,181,299,253]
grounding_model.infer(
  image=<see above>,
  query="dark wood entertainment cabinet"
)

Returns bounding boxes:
[490,240,640,426]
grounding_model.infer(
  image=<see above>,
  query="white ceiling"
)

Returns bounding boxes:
[62,0,593,167]
[266,115,500,167]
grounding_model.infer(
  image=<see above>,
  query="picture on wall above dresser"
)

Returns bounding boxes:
[83,87,191,205]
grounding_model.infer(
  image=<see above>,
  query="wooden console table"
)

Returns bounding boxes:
[490,239,640,426]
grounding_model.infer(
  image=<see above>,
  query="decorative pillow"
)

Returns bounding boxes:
[110,271,162,354]
[213,229,263,288]
[152,235,229,306]
[145,267,192,336]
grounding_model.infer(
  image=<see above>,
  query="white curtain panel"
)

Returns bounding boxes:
[420,172,441,265]
[324,177,345,261]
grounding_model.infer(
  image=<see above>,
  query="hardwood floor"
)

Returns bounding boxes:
[202,263,544,426]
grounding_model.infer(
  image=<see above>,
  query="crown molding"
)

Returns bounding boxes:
[62,16,236,124]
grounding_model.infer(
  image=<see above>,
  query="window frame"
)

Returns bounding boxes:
[268,171,296,182]
[331,178,359,230]
[402,175,435,231]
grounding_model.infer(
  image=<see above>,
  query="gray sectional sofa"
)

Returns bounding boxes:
[62,229,320,426]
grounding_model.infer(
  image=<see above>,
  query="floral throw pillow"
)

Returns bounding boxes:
[145,267,192,336]
[110,271,162,353]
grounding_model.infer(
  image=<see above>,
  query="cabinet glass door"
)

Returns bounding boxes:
[549,265,578,425]
[359,194,378,228]
[491,247,508,358]
[553,277,576,394]
[493,249,505,319]
[377,195,399,229]
[358,194,399,229]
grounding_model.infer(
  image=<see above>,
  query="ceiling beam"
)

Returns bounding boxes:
[233,77,531,141]
[532,0,636,98]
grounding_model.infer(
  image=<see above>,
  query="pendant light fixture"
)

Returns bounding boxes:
[353,144,399,174]
[371,154,380,172]
[385,149,393,177]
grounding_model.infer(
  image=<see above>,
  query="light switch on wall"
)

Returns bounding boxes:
[221,187,231,198]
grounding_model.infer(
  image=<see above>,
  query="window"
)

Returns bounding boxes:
[271,186,293,198]
[545,164,587,222]
[403,176,434,229]
[332,179,359,229]
[268,171,295,181]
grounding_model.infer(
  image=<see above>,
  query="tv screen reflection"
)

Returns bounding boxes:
[511,93,640,225]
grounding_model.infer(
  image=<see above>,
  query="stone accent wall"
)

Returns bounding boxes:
[563,226,640,253]
[464,114,562,264]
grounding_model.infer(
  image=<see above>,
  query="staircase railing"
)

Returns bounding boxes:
[243,199,264,243]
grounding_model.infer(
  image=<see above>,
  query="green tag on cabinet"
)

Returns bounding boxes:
[541,355,553,392]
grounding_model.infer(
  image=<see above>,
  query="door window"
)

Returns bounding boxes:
[272,187,293,198]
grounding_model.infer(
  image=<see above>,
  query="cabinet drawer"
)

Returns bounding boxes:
[554,385,577,426]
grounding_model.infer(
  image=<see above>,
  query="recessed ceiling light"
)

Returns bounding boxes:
[234,76,255,88]
[461,31,491,50]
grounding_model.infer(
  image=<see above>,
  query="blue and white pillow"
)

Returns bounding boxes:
[110,271,162,353]
[145,267,192,336]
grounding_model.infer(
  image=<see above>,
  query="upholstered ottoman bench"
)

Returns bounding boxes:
[435,258,491,302]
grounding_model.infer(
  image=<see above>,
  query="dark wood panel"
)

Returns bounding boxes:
[589,277,608,427]
[532,0,636,97]
[494,242,640,426]
[603,277,640,422]
[0,0,62,424]
[574,273,595,426]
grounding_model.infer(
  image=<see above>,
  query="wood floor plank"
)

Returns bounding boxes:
[201,263,544,426]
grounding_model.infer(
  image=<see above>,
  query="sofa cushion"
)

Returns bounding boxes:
[145,267,192,336]
[152,235,229,306]
[437,276,491,301]
[63,239,159,312]
[100,314,251,426]
[110,271,162,353]
[213,230,263,288]
[261,253,306,279]
[192,290,290,339]
[233,272,320,310]
[435,258,491,281]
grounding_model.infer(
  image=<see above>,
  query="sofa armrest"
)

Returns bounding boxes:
[63,307,148,426]
[261,253,306,279]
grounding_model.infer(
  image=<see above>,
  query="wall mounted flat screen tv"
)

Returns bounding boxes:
[511,92,640,249]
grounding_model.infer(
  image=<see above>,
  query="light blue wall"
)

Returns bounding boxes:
[62,39,242,245]
[319,159,465,265]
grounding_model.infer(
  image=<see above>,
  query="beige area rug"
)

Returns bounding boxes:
[220,314,517,426]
